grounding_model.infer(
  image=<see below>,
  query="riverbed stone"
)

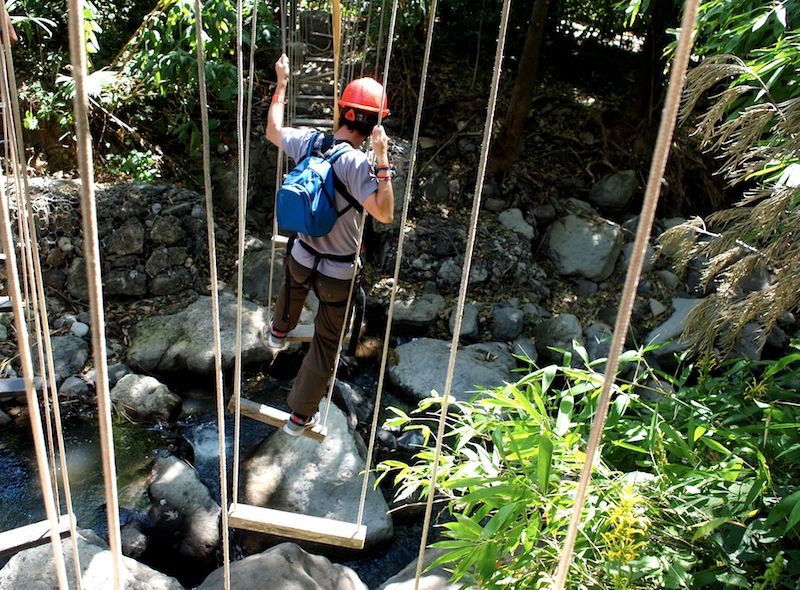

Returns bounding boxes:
[388,338,516,403]
[532,313,583,366]
[547,213,624,281]
[645,298,704,362]
[376,548,478,589]
[110,373,182,424]
[196,542,367,590]
[0,528,183,590]
[32,334,89,385]
[147,454,221,560]
[239,401,393,554]
[126,289,273,374]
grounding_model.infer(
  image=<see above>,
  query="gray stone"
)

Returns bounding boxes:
[239,402,392,553]
[59,375,89,398]
[588,169,638,210]
[547,214,624,281]
[645,298,704,361]
[498,208,534,240]
[449,303,480,340]
[108,218,145,256]
[148,455,221,559]
[388,338,516,402]
[377,548,478,590]
[197,543,367,590]
[66,257,89,302]
[126,290,274,374]
[104,268,148,297]
[150,215,185,246]
[0,528,183,590]
[32,335,89,385]
[532,313,583,366]
[491,307,524,341]
[393,293,446,326]
[110,374,182,424]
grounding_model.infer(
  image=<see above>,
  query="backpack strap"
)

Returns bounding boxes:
[318,134,364,217]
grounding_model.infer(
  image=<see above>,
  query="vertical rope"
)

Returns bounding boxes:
[551,1,700,587]
[0,12,70,590]
[333,0,341,127]
[193,1,231,588]
[373,0,387,77]
[0,12,84,586]
[67,0,124,586]
[411,0,512,587]
[356,0,422,532]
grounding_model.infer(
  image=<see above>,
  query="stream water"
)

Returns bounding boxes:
[0,368,428,589]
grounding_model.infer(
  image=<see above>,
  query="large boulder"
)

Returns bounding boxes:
[126,289,273,374]
[196,542,367,589]
[388,338,516,402]
[0,528,184,590]
[239,401,393,554]
[147,455,221,560]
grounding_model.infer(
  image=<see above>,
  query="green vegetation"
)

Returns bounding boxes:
[379,342,800,588]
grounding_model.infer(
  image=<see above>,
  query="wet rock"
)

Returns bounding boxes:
[147,455,221,560]
[110,374,182,424]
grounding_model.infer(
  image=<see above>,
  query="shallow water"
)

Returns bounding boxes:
[0,372,428,589]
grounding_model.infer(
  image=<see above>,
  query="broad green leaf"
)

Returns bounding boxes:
[556,395,574,436]
[786,498,800,534]
[482,502,518,538]
[698,436,730,456]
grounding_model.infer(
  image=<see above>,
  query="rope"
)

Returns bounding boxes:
[551,2,700,587]
[0,12,71,590]
[192,1,231,588]
[412,0,512,587]
[67,0,126,587]
[0,11,85,586]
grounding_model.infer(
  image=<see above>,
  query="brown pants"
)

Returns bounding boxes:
[272,255,353,416]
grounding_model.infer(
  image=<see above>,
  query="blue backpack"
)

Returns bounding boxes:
[276,132,362,238]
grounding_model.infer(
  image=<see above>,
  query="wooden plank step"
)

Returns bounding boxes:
[228,503,366,550]
[0,514,73,556]
[296,94,335,101]
[0,295,12,312]
[230,397,327,443]
[0,376,43,397]
[291,118,334,128]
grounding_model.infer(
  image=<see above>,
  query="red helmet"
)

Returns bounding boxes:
[338,77,390,118]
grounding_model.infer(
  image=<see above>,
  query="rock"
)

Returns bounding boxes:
[121,520,148,559]
[108,218,146,256]
[59,375,90,398]
[196,542,367,590]
[392,293,446,326]
[239,401,393,554]
[126,289,273,374]
[388,338,516,402]
[147,455,221,560]
[491,306,524,341]
[150,215,185,246]
[532,314,583,366]
[547,214,624,281]
[376,548,478,589]
[32,334,89,385]
[588,170,638,210]
[0,528,183,590]
[111,374,182,424]
[498,208,534,240]
[645,298,704,362]
[449,303,480,340]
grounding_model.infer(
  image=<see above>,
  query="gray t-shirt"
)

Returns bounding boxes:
[281,128,378,279]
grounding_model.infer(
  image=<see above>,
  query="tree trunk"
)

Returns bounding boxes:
[487,0,552,179]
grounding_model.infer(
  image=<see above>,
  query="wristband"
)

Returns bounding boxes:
[374,164,390,171]
[377,176,392,182]
[272,94,286,104]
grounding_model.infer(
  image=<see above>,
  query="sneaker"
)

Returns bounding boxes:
[262,321,287,350]
[283,411,319,436]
